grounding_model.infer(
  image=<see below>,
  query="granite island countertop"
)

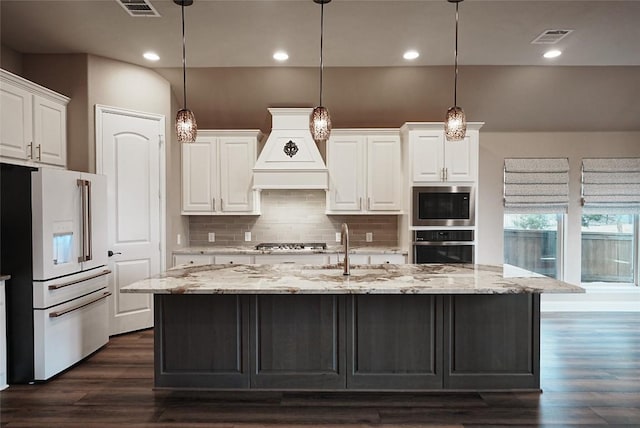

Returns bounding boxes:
[121,263,584,295]
[173,246,408,256]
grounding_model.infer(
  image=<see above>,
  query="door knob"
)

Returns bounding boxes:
[108,250,122,257]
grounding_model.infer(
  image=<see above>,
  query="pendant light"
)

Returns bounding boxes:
[310,0,332,144]
[174,0,197,143]
[444,0,467,141]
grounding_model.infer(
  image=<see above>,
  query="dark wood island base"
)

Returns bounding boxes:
[154,293,540,391]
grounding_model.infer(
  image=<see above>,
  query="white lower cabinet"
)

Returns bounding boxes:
[369,254,407,264]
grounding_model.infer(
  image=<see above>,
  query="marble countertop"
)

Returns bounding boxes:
[173,246,407,256]
[121,263,584,295]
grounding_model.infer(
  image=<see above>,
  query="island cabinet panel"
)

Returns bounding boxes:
[249,295,346,389]
[444,294,540,390]
[154,295,249,389]
[347,295,443,389]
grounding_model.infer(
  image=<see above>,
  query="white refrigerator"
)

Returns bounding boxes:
[1,164,110,383]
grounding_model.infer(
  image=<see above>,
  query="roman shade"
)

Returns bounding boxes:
[581,158,640,214]
[503,158,570,213]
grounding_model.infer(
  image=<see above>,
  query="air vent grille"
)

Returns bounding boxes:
[117,0,161,17]
[531,29,573,44]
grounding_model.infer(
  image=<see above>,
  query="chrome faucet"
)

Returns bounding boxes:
[341,223,350,276]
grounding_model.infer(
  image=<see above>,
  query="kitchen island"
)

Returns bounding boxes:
[122,263,583,391]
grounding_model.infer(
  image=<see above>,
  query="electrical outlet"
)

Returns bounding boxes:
[335,232,341,242]
[244,231,251,242]
[177,233,181,245]
[208,232,215,242]
[366,232,373,242]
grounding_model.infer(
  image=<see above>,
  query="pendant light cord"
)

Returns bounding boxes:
[319,1,325,107]
[453,1,459,107]
[181,0,187,109]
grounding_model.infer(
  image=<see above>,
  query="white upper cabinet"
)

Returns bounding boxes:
[327,130,402,214]
[402,123,482,184]
[182,130,261,215]
[0,69,68,167]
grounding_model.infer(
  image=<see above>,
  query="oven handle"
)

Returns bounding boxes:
[413,241,475,246]
[48,269,111,290]
[48,291,111,318]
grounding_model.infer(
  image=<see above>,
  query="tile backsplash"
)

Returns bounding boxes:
[189,190,398,247]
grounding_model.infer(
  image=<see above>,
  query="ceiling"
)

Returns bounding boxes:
[2,0,640,68]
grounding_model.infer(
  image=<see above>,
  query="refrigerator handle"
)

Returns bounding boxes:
[77,179,88,263]
[86,179,93,261]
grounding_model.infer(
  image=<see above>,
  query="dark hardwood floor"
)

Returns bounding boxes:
[1,312,639,427]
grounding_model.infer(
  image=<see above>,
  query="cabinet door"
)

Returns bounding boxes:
[33,95,66,166]
[182,137,217,213]
[219,137,255,212]
[327,134,365,212]
[367,135,401,211]
[443,133,477,182]
[411,131,444,183]
[0,82,32,160]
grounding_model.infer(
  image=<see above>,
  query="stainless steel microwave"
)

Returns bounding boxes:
[412,186,475,227]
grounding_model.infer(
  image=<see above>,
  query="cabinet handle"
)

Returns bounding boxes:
[221,198,224,211]
[36,144,42,161]
[441,168,445,181]
[359,197,362,210]
[212,197,216,211]
[445,168,448,181]
[368,197,371,210]
[27,142,32,159]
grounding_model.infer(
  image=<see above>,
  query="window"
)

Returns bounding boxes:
[504,214,562,279]
[581,158,640,286]
[503,158,569,279]
[581,214,636,283]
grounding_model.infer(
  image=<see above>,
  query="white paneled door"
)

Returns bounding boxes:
[96,105,165,336]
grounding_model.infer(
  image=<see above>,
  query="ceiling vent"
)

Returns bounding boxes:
[531,29,573,44]
[117,0,161,17]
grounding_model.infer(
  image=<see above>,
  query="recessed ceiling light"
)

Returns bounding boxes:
[403,50,419,60]
[543,49,562,59]
[273,51,289,62]
[143,52,160,61]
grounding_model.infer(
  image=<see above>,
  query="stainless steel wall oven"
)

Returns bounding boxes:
[413,230,474,264]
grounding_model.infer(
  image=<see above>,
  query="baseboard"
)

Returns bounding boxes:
[541,285,640,312]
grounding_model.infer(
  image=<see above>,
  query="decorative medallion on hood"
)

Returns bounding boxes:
[253,108,328,190]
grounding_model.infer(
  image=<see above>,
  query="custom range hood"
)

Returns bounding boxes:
[253,108,328,190]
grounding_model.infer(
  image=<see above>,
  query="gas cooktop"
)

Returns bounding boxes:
[255,242,327,251]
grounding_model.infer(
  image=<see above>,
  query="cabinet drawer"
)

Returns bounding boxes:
[33,288,109,380]
[254,254,330,265]
[173,254,213,267]
[213,255,253,264]
[369,254,406,264]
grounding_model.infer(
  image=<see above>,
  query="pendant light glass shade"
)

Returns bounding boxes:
[445,0,466,142]
[176,108,197,143]
[174,0,197,143]
[310,0,332,144]
[444,106,466,141]
[310,106,332,142]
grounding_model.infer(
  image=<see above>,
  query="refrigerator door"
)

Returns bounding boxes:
[79,172,108,272]
[32,169,83,280]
